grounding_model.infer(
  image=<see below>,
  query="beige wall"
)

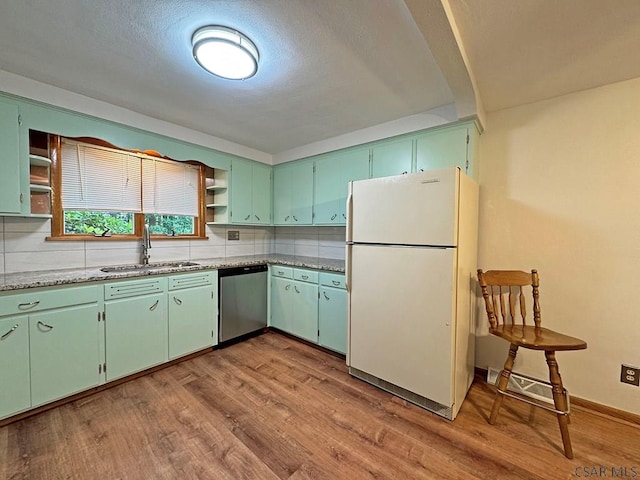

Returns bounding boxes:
[477,76,640,414]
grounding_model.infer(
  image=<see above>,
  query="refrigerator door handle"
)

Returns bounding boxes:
[345,244,352,292]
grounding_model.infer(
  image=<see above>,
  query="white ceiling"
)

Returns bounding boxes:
[1,1,639,156]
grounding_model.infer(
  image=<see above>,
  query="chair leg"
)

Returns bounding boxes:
[545,350,573,459]
[490,343,519,424]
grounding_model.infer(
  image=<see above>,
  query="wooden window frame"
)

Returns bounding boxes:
[47,135,207,241]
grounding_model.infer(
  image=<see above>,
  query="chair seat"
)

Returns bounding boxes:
[490,325,587,351]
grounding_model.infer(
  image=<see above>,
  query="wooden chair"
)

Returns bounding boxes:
[476,269,587,459]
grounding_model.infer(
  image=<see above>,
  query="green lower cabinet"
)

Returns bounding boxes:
[289,280,318,343]
[270,275,318,342]
[270,276,292,332]
[0,316,31,418]
[29,304,100,407]
[168,285,217,359]
[318,286,347,354]
[105,293,168,381]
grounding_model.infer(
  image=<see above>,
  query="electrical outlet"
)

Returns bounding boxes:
[227,230,240,241]
[620,364,640,386]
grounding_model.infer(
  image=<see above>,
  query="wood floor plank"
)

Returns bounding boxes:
[2,331,639,480]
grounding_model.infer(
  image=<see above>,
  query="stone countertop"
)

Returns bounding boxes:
[0,254,345,292]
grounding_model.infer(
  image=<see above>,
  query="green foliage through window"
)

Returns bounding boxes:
[64,211,134,235]
[63,211,195,236]
[147,214,194,236]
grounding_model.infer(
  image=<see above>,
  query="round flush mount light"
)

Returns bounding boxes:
[192,25,259,80]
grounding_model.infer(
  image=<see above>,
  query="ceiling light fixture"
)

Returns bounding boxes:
[192,25,259,80]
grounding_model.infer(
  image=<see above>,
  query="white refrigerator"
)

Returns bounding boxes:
[346,167,479,420]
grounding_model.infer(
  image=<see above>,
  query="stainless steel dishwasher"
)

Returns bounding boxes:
[218,265,268,342]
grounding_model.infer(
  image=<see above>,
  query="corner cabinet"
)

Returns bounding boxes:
[0,98,23,215]
[0,316,31,418]
[204,167,229,225]
[230,159,272,225]
[269,266,346,353]
[273,161,314,225]
[0,284,100,419]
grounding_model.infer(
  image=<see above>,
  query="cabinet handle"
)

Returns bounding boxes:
[419,168,424,172]
[18,301,40,310]
[173,296,182,305]
[323,292,330,300]
[302,275,308,280]
[244,214,251,220]
[402,171,408,175]
[285,284,290,291]
[37,321,54,331]
[331,214,337,220]
[293,216,298,222]
[285,215,290,221]
[150,300,159,311]
[342,213,346,219]
[332,280,340,286]
[1,324,19,340]
[255,215,260,221]
[277,270,284,275]
[294,286,300,293]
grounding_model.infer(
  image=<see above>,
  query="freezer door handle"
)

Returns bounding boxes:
[345,185,353,243]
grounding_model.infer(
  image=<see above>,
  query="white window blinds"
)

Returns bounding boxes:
[142,159,199,216]
[61,140,199,217]
[61,141,142,212]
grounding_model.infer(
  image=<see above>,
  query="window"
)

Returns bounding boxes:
[49,136,206,240]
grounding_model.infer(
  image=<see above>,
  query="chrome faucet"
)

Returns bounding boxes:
[141,224,151,265]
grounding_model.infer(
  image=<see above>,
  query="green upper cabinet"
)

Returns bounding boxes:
[370,138,413,178]
[415,122,479,180]
[314,147,369,225]
[252,162,272,224]
[273,161,313,225]
[230,159,272,225]
[0,99,23,215]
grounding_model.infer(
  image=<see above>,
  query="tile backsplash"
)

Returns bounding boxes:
[0,218,346,274]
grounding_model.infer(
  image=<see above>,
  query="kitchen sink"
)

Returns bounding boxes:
[99,261,200,273]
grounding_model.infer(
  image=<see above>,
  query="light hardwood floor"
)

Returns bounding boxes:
[1,332,638,479]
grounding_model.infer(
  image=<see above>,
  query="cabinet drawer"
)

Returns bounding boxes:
[319,272,346,289]
[104,278,166,300]
[271,266,293,279]
[0,285,98,318]
[168,272,214,291]
[293,269,318,284]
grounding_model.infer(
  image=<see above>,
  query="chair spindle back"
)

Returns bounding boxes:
[477,269,541,329]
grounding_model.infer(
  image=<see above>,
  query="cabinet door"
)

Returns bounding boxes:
[252,163,272,224]
[339,148,370,222]
[314,155,341,224]
[0,316,31,418]
[270,276,291,332]
[168,286,216,359]
[29,304,100,407]
[105,293,167,381]
[231,161,253,224]
[371,139,413,178]
[273,165,292,224]
[416,125,468,173]
[319,286,347,354]
[289,280,318,342]
[291,162,314,224]
[0,100,22,214]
